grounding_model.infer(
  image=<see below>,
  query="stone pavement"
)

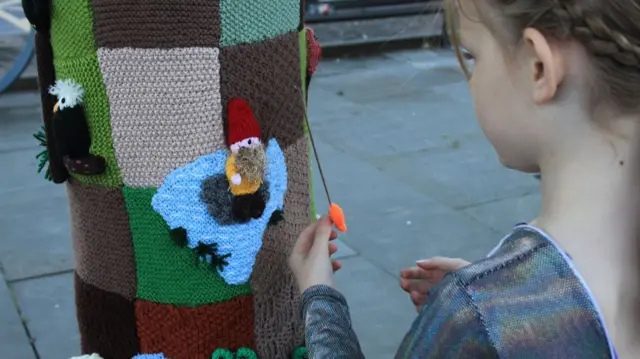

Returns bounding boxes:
[0,48,541,359]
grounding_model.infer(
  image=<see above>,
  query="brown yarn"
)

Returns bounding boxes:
[236,146,266,183]
[75,272,140,359]
[252,136,310,358]
[34,32,68,183]
[67,178,137,300]
[220,31,306,150]
[91,0,221,48]
[135,295,255,359]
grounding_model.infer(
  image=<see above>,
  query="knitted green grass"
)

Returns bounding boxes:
[124,187,252,306]
[33,126,52,181]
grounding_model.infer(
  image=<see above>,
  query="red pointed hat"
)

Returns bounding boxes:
[227,98,262,146]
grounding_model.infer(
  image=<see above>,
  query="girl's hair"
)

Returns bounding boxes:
[445,0,640,112]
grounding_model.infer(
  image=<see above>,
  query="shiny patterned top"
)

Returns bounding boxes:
[301,225,617,358]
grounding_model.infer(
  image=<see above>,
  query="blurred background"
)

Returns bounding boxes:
[0,1,540,358]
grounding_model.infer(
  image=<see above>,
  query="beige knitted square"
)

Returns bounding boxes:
[98,47,226,188]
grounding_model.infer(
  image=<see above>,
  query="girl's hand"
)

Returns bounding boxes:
[289,216,342,294]
[400,257,471,312]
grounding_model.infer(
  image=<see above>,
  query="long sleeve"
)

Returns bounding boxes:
[395,274,498,358]
[301,285,365,359]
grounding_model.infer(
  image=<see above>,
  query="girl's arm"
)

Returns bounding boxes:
[395,274,498,358]
[301,285,366,359]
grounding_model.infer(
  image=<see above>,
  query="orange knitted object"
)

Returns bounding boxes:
[329,203,347,232]
[135,295,255,359]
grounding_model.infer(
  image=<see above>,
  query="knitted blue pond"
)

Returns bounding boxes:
[152,139,287,285]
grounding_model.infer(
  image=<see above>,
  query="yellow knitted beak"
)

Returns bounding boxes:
[53,103,59,113]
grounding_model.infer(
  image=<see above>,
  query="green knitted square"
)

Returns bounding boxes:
[53,55,122,186]
[124,187,253,306]
[220,0,300,47]
[50,0,96,60]
[299,30,316,220]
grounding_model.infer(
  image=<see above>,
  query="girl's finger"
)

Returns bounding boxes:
[332,260,342,272]
[410,291,427,307]
[292,217,324,254]
[329,243,338,255]
[401,267,430,280]
[329,230,338,241]
[310,217,333,256]
[416,257,469,272]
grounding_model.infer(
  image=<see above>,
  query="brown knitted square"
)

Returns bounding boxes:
[135,295,255,359]
[67,178,137,300]
[91,0,220,48]
[252,136,309,358]
[75,272,140,359]
[219,30,305,150]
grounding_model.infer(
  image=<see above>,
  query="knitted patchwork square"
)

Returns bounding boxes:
[53,54,121,186]
[220,0,300,47]
[123,187,252,306]
[50,0,97,61]
[91,0,220,48]
[251,136,309,356]
[220,31,305,150]
[75,272,140,359]
[67,179,137,300]
[98,48,225,188]
[252,237,305,358]
[135,295,255,359]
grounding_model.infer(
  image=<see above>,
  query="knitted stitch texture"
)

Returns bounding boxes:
[135,296,255,359]
[67,178,137,300]
[220,0,300,47]
[98,47,225,188]
[75,272,140,359]
[252,136,310,358]
[124,187,252,306]
[220,32,305,150]
[36,1,315,357]
[50,0,121,186]
[91,0,220,48]
[152,139,287,285]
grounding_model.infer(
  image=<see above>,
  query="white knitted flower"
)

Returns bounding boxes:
[69,354,103,359]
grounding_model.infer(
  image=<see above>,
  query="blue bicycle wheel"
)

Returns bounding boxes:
[0,29,35,94]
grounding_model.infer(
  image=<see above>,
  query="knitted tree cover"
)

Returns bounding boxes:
[28,0,319,358]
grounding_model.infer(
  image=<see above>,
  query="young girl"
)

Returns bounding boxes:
[289,0,640,357]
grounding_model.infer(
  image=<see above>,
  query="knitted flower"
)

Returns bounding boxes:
[69,354,103,359]
[152,139,287,285]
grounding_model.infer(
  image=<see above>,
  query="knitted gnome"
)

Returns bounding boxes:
[26,0,314,358]
[226,98,268,222]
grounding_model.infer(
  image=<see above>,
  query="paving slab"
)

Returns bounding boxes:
[0,271,36,359]
[0,184,72,281]
[333,255,417,359]
[10,272,80,359]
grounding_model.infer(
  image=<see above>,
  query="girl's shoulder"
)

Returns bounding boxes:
[436,225,614,358]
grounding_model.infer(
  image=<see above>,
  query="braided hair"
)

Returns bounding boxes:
[447,0,640,111]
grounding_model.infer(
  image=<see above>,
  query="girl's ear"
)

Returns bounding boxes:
[523,28,566,104]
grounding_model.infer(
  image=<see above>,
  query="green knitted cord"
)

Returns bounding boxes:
[299,29,316,220]
[220,0,300,47]
[124,187,252,306]
[50,0,122,186]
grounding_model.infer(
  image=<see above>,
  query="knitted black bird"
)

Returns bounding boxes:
[49,79,105,175]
